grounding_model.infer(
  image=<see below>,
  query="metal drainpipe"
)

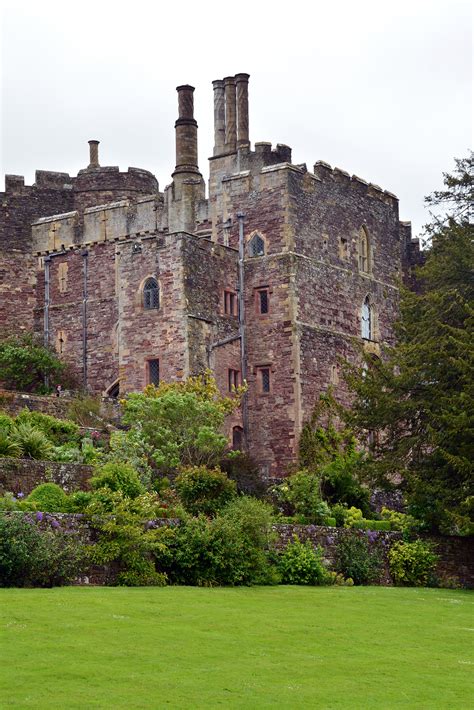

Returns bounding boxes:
[82,250,89,389]
[237,212,248,446]
[43,257,51,390]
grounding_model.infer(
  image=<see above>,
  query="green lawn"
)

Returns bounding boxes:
[1,586,472,709]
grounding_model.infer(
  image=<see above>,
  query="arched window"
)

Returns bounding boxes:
[143,278,159,310]
[248,233,265,257]
[358,227,370,273]
[232,426,244,450]
[361,296,372,340]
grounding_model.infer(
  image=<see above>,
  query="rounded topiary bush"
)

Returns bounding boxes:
[90,462,145,499]
[26,483,68,512]
[175,465,237,516]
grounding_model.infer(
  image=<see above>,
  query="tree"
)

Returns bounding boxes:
[343,153,474,534]
[0,332,68,393]
[121,372,242,473]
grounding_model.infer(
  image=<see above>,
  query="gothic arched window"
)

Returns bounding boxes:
[143,278,159,310]
[358,227,370,273]
[361,296,372,340]
[248,233,265,257]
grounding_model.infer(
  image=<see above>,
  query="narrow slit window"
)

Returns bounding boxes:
[224,290,237,316]
[258,367,271,393]
[143,278,160,310]
[148,359,160,385]
[361,296,372,340]
[232,426,244,450]
[228,368,240,392]
[257,288,269,314]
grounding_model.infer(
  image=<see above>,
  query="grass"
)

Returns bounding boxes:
[0,586,472,709]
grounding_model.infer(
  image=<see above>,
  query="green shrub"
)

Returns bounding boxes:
[343,506,364,528]
[10,423,53,460]
[162,497,278,586]
[15,409,79,445]
[66,491,93,513]
[320,451,372,515]
[0,430,21,458]
[0,413,15,432]
[0,513,86,587]
[90,462,145,499]
[334,535,383,585]
[0,333,69,393]
[86,491,170,586]
[380,507,419,534]
[278,535,329,585]
[274,469,331,524]
[106,429,153,489]
[175,465,236,517]
[26,483,68,512]
[0,492,22,511]
[388,540,439,587]
[323,517,337,527]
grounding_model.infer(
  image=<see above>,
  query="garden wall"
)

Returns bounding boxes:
[0,389,121,423]
[0,458,93,495]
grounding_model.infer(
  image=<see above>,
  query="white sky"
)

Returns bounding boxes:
[0,0,472,237]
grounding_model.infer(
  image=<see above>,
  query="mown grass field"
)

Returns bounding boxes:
[1,586,472,709]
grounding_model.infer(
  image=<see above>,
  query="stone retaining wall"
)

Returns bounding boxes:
[0,458,93,495]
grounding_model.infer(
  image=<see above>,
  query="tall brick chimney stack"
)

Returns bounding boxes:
[212,80,226,156]
[88,140,100,169]
[235,73,250,148]
[173,85,200,177]
[224,77,237,153]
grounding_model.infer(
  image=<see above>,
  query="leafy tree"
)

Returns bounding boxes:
[343,153,474,534]
[121,372,242,472]
[0,333,68,393]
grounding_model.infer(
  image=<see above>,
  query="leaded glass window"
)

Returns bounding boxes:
[143,278,159,310]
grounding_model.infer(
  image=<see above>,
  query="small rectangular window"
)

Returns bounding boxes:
[228,368,240,392]
[224,290,237,316]
[148,359,160,386]
[256,288,269,314]
[258,367,271,393]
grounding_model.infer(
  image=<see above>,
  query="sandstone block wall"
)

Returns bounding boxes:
[0,458,93,495]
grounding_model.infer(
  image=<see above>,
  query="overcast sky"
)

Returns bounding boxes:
[0,0,472,237]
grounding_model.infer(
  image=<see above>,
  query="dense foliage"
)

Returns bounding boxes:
[0,333,69,393]
[175,465,237,516]
[277,535,329,585]
[343,154,474,534]
[334,534,383,585]
[388,540,439,587]
[0,513,86,587]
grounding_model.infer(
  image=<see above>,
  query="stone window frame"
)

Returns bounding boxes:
[358,226,371,274]
[138,275,161,312]
[223,288,238,317]
[58,262,68,294]
[254,286,271,316]
[227,368,241,392]
[360,295,376,341]
[145,357,160,386]
[247,231,267,258]
[255,364,273,394]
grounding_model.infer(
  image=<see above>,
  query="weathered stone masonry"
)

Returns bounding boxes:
[0,74,421,476]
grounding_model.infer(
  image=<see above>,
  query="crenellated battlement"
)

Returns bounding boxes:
[313,160,399,207]
[31,194,166,254]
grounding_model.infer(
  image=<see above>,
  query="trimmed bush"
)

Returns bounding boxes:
[90,462,145,499]
[388,540,439,586]
[323,517,337,527]
[334,535,383,585]
[175,465,236,517]
[278,535,329,585]
[26,483,68,513]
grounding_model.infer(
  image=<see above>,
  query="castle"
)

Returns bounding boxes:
[0,74,420,477]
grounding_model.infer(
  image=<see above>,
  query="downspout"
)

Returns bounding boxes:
[237,211,248,445]
[43,256,51,390]
[82,249,88,389]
